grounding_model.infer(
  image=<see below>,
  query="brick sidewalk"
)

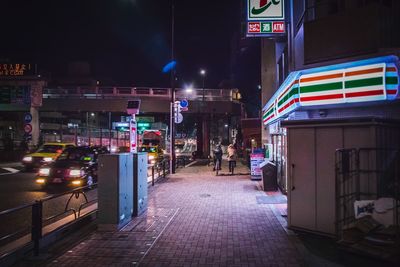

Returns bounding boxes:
[44,160,305,267]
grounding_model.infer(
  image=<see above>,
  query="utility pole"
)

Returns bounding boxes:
[170,0,176,173]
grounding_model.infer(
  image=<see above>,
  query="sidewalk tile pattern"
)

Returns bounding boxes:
[46,161,304,266]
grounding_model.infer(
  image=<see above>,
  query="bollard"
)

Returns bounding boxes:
[152,165,155,186]
[31,200,43,256]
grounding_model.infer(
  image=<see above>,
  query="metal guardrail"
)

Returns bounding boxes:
[0,184,97,257]
[42,87,240,102]
[0,158,181,259]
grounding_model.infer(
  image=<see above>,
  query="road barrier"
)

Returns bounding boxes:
[0,159,178,264]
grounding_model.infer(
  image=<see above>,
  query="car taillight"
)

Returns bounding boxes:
[68,169,83,177]
[56,149,62,153]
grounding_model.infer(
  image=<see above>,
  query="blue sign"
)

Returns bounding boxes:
[24,113,32,123]
[180,99,188,108]
[162,61,177,73]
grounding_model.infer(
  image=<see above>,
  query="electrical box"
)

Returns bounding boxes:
[133,152,148,216]
[98,153,134,230]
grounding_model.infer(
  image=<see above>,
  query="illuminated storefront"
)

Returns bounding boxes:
[262,55,400,235]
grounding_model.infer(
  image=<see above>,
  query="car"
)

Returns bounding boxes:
[35,146,108,188]
[22,142,76,171]
[138,145,163,165]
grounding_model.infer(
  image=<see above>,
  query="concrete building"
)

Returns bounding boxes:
[258,0,400,236]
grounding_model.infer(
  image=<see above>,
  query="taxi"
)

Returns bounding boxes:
[138,145,163,165]
[22,142,76,171]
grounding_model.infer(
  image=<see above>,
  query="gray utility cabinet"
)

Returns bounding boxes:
[133,152,148,216]
[284,118,400,236]
[97,153,134,231]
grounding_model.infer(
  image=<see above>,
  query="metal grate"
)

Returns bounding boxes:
[335,148,400,241]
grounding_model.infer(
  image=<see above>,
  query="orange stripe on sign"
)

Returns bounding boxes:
[345,67,383,77]
[386,67,397,72]
[300,73,342,83]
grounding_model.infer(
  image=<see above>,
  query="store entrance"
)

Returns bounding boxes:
[271,133,287,193]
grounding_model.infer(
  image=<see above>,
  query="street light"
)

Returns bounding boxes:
[199,69,206,102]
[185,84,193,93]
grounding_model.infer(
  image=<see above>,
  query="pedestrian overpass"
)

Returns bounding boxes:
[41,87,242,114]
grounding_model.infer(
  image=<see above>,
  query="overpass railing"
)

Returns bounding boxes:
[43,87,241,102]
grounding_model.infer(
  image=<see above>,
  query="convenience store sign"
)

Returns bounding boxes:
[262,56,400,125]
[246,0,285,37]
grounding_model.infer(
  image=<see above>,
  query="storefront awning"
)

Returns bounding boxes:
[262,55,399,125]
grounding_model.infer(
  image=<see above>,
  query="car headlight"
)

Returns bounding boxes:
[39,168,50,176]
[148,155,155,160]
[71,180,82,186]
[68,169,82,177]
[23,156,33,162]
[43,157,53,162]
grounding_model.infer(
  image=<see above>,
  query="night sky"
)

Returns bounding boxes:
[1,0,261,116]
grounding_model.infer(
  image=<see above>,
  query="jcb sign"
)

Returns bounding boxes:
[246,0,286,37]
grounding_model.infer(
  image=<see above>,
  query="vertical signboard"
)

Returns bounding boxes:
[246,0,286,37]
[250,151,265,180]
[129,118,137,153]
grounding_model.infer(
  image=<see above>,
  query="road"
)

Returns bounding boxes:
[0,165,97,245]
[0,158,184,246]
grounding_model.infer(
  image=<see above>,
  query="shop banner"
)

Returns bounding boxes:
[250,152,264,180]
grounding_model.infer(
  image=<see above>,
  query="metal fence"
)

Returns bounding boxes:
[335,148,400,242]
[0,159,177,261]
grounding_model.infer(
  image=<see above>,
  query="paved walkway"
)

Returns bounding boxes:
[42,160,305,266]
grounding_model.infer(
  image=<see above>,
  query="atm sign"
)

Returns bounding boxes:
[272,22,285,33]
[247,21,285,35]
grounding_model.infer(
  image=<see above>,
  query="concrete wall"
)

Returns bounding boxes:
[261,39,278,145]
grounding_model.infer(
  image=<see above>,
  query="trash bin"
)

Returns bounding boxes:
[260,160,278,191]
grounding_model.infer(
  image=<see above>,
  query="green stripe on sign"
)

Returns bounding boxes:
[264,108,274,117]
[278,87,298,107]
[300,82,342,94]
[386,76,398,85]
[345,77,383,89]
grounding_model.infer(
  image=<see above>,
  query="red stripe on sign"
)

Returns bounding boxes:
[278,99,297,113]
[386,67,397,72]
[300,93,343,102]
[345,90,384,98]
[387,89,397,95]
[278,80,299,101]
[263,114,275,123]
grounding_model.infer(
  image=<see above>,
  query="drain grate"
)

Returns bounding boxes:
[199,193,211,198]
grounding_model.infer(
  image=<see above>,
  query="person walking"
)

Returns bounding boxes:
[227,144,237,174]
[212,144,223,171]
